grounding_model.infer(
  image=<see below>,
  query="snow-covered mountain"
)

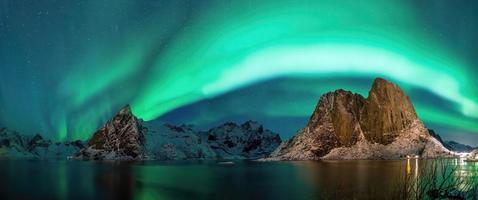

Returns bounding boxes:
[0,105,281,161]
[74,106,282,160]
[0,127,85,159]
[141,121,281,160]
[201,121,282,159]
[444,141,475,153]
[428,129,475,153]
[269,78,453,160]
[143,123,217,160]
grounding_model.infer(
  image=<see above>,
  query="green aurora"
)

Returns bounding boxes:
[0,0,477,144]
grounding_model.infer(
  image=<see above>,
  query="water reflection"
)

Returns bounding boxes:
[405,158,419,177]
[415,159,419,178]
[455,158,478,192]
[92,162,136,199]
[58,161,68,200]
[0,159,476,200]
[295,160,413,199]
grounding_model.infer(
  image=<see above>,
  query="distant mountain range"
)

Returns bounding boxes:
[0,112,282,161]
[428,129,475,153]
[75,105,282,160]
[444,141,475,153]
[0,78,473,160]
[0,127,84,159]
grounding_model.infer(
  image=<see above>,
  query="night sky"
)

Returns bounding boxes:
[1,0,477,145]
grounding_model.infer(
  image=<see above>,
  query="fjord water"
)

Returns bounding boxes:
[0,159,476,200]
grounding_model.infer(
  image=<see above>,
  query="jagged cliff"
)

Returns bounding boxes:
[76,105,146,160]
[270,78,452,160]
[361,78,419,144]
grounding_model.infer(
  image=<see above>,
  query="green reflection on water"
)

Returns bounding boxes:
[133,164,216,200]
[58,161,68,200]
[0,159,476,199]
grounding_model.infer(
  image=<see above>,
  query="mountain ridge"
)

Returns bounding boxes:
[269,78,453,160]
[74,106,282,160]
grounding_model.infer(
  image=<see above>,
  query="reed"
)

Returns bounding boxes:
[391,159,478,200]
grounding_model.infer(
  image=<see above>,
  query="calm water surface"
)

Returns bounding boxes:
[0,159,476,200]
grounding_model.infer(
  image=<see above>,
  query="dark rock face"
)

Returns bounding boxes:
[361,78,418,144]
[271,78,448,160]
[307,89,365,148]
[277,90,366,159]
[76,105,145,160]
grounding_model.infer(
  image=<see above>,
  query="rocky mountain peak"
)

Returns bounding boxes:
[361,78,418,144]
[118,104,132,114]
[111,105,136,124]
[307,89,364,143]
[76,105,145,160]
[270,77,450,160]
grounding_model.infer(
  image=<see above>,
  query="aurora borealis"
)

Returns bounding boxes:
[1,1,478,145]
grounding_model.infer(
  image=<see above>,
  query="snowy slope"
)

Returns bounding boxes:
[201,121,282,159]
[322,120,453,159]
[0,127,84,159]
[143,121,282,160]
[143,123,216,160]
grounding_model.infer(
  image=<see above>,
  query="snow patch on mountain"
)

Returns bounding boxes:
[323,120,452,159]
[202,121,282,159]
[143,123,216,160]
[0,127,84,159]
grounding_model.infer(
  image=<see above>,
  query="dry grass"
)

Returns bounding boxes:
[319,159,478,199]
[391,159,478,200]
